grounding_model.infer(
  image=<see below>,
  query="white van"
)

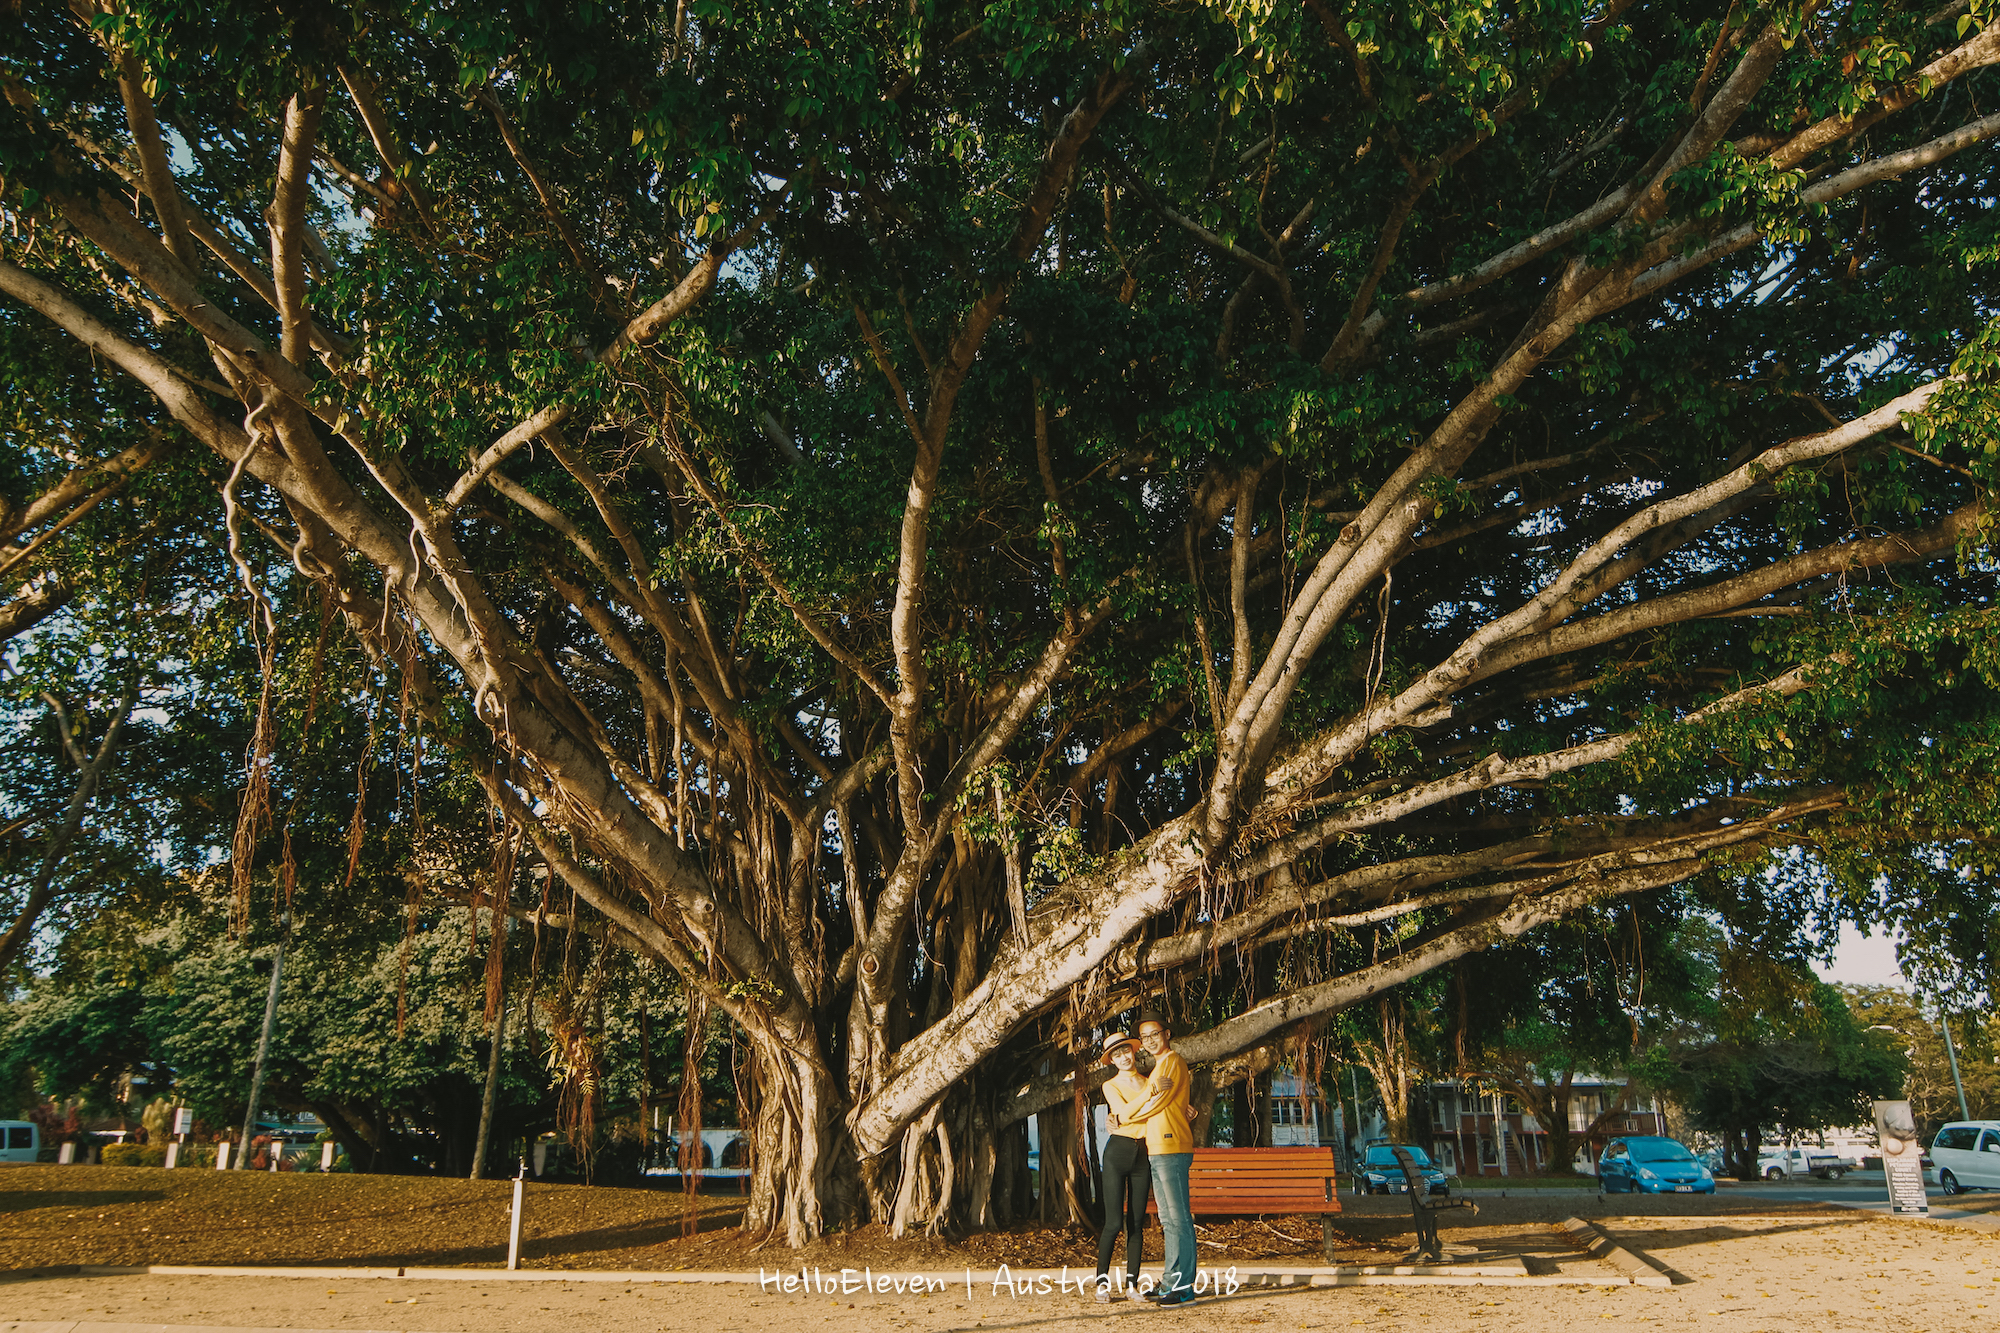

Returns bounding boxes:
[0,1121,40,1164]
[1929,1121,2000,1195]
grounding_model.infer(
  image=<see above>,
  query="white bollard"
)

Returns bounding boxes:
[321,1140,336,1172]
[214,1140,231,1171]
[57,1142,75,1165]
[506,1169,525,1271]
[164,1141,180,1170]
[269,1146,280,1172]
[532,1141,548,1177]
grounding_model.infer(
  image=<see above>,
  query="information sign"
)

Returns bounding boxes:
[1874,1100,1929,1217]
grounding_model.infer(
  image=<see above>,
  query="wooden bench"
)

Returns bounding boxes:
[1148,1146,1342,1259]
[1388,1145,1476,1263]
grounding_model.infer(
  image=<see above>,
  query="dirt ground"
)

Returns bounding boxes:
[1,1166,1995,1331]
[0,1211,1993,1332]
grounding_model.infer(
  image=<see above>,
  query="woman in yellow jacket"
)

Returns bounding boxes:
[1094,1031,1150,1300]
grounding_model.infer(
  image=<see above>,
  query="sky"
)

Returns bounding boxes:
[1814,921,1908,990]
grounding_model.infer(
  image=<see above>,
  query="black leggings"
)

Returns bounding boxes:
[1096,1134,1150,1282]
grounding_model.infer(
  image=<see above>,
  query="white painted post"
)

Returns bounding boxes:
[57,1141,75,1164]
[320,1140,335,1172]
[532,1140,548,1177]
[164,1140,180,1170]
[506,1166,526,1271]
[269,1145,280,1172]
[214,1139,231,1171]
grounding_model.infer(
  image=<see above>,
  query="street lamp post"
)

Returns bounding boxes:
[1868,1015,1972,1123]
[1939,1015,1971,1123]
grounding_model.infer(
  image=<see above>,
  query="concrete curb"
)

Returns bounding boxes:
[45,1261,1632,1290]
[1557,1218,1673,1287]
[4,1325,401,1333]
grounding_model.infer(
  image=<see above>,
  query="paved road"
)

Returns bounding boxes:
[1713,1170,2000,1230]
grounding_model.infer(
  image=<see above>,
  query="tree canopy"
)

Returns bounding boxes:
[3,0,1998,1241]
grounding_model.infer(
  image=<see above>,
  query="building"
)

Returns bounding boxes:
[1424,1078,1668,1176]
[1268,1072,1328,1147]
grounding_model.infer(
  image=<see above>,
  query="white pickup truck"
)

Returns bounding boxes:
[1758,1146,1848,1180]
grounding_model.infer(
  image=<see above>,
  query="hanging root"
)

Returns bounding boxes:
[343,683,383,888]
[395,869,422,1037]
[483,822,515,1026]
[228,657,276,935]
[223,422,279,934]
[678,990,708,1237]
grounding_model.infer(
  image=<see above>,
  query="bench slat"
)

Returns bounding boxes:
[1132,1146,1341,1216]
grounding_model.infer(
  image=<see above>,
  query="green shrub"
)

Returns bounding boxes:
[100,1143,165,1167]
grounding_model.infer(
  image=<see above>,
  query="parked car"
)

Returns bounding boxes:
[0,1121,39,1164]
[1354,1143,1451,1195]
[1758,1146,1847,1180]
[1929,1120,2000,1195]
[1597,1136,1715,1194]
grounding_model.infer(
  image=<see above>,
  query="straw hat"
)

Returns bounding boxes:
[1100,1031,1139,1064]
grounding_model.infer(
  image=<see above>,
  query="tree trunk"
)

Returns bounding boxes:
[740,1038,849,1245]
[234,917,288,1168]
[991,1116,1032,1226]
[1034,1091,1093,1228]
[1538,1072,1575,1176]
[1227,1078,1253,1148]
[1187,1066,1219,1147]
[470,995,508,1179]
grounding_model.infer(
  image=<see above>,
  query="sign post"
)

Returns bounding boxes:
[507,1160,526,1271]
[321,1140,336,1172]
[165,1108,192,1170]
[1874,1101,1929,1217]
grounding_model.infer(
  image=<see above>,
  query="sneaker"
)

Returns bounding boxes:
[1095,1287,1112,1304]
[1158,1290,1198,1308]
[1140,1286,1164,1302]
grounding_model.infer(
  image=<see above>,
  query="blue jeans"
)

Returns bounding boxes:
[1149,1151,1195,1295]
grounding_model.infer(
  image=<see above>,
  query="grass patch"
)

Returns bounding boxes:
[0,1163,742,1270]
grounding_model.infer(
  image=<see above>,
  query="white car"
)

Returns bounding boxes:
[1758,1146,1847,1180]
[0,1121,40,1164]
[1929,1121,2000,1195]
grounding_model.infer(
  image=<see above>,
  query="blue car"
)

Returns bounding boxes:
[1597,1135,1716,1194]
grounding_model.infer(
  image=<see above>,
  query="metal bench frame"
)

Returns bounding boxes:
[1388,1145,1476,1263]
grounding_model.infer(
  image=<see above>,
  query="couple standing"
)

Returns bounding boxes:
[1093,1015,1198,1307]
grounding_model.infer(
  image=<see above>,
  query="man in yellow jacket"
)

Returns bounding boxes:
[1118,1014,1197,1305]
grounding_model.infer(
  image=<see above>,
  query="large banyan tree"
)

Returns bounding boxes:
[3,0,1999,1240]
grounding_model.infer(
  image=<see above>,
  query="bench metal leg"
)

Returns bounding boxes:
[1410,1202,1443,1264]
[1322,1216,1338,1262]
